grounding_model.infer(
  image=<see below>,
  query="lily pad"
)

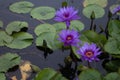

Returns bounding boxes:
[53,22,66,32]
[83,0,108,8]
[34,24,57,49]
[0,20,3,28]
[34,68,67,80]
[104,72,120,80]
[83,4,105,19]
[6,32,33,49]
[0,30,13,46]
[30,7,56,20]
[70,20,84,31]
[6,21,28,35]
[78,69,102,80]
[0,53,21,72]
[9,1,34,13]
[0,73,6,80]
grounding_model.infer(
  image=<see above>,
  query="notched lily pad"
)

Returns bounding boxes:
[0,30,13,46]
[83,4,105,18]
[104,72,120,80]
[30,7,56,20]
[35,24,56,49]
[6,32,33,49]
[0,53,21,72]
[9,1,34,13]
[83,0,108,8]
[6,21,28,35]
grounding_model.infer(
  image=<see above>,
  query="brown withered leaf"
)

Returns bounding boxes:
[19,60,32,80]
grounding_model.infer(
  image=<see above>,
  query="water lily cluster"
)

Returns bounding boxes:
[54,6,102,63]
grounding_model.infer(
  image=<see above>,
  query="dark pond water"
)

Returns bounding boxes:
[0,0,118,80]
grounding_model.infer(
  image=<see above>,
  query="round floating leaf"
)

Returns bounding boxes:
[0,30,13,46]
[104,72,120,80]
[35,24,56,49]
[0,20,3,28]
[104,38,120,55]
[83,0,108,8]
[79,69,102,80]
[6,32,33,49]
[9,1,34,13]
[70,20,84,31]
[110,4,120,15]
[6,21,28,35]
[34,68,67,80]
[83,4,105,18]
[0,73,6,80]
[30,7,56,20]
[0,53,21,72]
[53,22,66,32]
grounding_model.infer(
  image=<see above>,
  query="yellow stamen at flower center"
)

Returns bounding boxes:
[85,51,94,58]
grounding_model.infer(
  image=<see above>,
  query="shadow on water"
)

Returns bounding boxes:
[0,0,118,79]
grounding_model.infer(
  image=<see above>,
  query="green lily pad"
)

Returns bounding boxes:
[30,7,56,20]
[83,4,105,19]
[70,20,84,31]
[6,21,28,35]
[35,24,57,49]
[83,0,108,8]
[53,22,66,32]
[6,32,33,49]
[0,53,21,72]
[0,73,6,80]
[104,72,120,80]
[104,59,120,72]
[0,20,3,28]
[78,69,102,80]
[34,68,67,80]
[9,1,34,13]
[0,30,13,46]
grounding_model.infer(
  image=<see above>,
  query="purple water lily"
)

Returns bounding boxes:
[111,5,120,14]
[77,43,101,62]
[54,6,80,29]
[58,29,80,46]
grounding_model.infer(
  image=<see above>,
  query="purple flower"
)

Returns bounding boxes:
[58,29,80,46]
[77,43,101,62]
[54,6,80,28]
[111,5,120,14]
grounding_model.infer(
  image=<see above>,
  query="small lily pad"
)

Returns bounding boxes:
[9,1,34,13]
[6,21,28,35]
[0,30,13,46]
[0,53,21,72]
[30,7,56,20]
[6,32,33,49]
[83,4,105,18]
[83,0,108,8]
[0,20,3,28]
[53,22,66,32]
